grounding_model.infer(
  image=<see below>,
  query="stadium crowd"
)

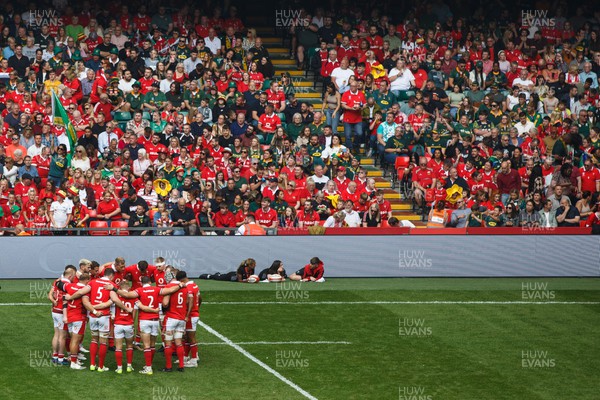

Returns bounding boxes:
[0,2,600,234]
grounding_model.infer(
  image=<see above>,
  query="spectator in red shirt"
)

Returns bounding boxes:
[254,197,278,228]
[96,191,122,226]
[296,200,320,228]
[372,189,392,220]
[412,158,436,210]
[341,80,366,151]
[580,159,600,194]
[213,202,236,235]
[261,177,280,201]
[258,104,281,144]
[320,49,340,88]
[496,161,522,205]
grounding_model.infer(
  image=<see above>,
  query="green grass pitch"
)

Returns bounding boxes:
[0,278,599,400]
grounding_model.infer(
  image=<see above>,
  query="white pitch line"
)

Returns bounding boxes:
[1,301,600,306]
[197,341,351,345]
[198,320,318,400]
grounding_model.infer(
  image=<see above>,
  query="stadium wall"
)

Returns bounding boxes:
[1,236,599,278]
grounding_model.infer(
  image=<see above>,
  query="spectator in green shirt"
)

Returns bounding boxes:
[124,82,144,112]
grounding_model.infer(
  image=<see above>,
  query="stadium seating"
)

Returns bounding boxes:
[89,221,110,236]
[110,221,130,236]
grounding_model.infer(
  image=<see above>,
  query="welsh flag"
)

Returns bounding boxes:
[51,92,77,155]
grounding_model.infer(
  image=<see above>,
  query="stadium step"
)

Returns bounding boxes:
[391,212,422,221]
[272,59,296,65]
[268,47,290,54]
[262,37,283,45]
[275,70,304,76]
[294,93,321,99]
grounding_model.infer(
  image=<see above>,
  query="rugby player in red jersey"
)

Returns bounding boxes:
[99,257,127,285]
[48,265,76,366]
[65,269,117,372]
[113,276,183,375]
[98,257,127,349]
[124,260,157,348]
[161,270,192,372]
[71,258,92,284]
[152,257,167,287]
[124,260,157,290]
[57,273,106,370]
[182,276,201,368]
[109,280,136,373]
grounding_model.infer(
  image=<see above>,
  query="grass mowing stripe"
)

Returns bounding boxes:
[202,301,600,305]
[2,301,600,306]
[198,320,318,400]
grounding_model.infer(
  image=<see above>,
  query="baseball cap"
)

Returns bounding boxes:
[21,173,32,180]
[223,147,232,154]
[269,176,278,182]
[338,166,346,172]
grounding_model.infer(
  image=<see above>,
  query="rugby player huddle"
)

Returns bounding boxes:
[49,257,201,374]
